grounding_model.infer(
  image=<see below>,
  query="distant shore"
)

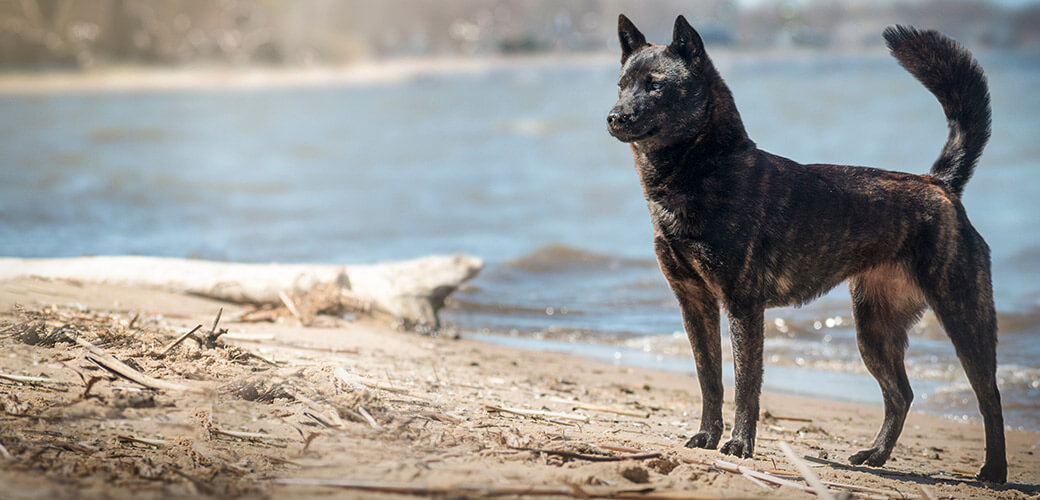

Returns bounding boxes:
[0,47,903,94]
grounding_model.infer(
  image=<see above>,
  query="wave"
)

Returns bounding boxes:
[501,244,657,274]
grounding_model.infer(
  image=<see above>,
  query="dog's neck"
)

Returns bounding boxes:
[632,65,754,202]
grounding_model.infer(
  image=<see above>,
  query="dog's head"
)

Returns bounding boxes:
[608,15,712,146]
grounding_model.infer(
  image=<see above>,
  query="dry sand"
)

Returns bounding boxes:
[0,277,1037,499]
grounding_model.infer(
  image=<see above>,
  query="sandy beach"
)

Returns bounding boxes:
[0,277,1037,499]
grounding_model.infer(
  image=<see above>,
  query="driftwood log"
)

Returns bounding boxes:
[0,255,482,330]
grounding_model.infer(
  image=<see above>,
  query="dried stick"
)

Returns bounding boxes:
[159,324,203,356]
[357,406,382,430]
[740,469,774,490]
[278,291,304,323]
[273,479,713,499]
[0,372,68,387]
[484,404,590,423]
[599,444,647,454]
[779,441,835,500]
[117,435,168,447]
[212,427,286,444]
[201,307,225,348]
[0,440,11,460]
[77,337,192,392]
[333,367,426,399]
[511,446,660,462]
[763,412,813,423]
[550,397,649,418]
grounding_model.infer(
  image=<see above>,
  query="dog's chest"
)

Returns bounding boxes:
[647,196,692,239]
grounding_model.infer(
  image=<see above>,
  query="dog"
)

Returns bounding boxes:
[607,14,1006,483]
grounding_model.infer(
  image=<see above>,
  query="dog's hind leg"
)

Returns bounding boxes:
[848,264,926,467]
[917,239,1007,483]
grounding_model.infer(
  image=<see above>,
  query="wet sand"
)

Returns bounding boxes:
[0,277,1037,499]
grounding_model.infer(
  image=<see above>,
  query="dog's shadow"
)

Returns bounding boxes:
[803,456,1040,495]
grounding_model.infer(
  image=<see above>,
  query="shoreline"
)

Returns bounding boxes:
[0,47,903,95]
[0,276,1037,498]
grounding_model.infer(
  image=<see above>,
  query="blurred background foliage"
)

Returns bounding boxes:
[1,0,1038,70]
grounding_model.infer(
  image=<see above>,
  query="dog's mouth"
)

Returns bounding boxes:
[609,125,658,143]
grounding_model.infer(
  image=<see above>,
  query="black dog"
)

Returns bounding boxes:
[607,15,1006,483]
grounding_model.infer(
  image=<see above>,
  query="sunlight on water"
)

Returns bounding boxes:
[1,50,1038,428]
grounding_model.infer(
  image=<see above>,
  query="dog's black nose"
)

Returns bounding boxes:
[607,112,628,125]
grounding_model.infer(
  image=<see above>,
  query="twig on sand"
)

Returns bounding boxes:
[599,444,648,454]
[357,406,383,430]
[715,459,906,499]
[77,337,192,392]
[200,308,226,348]
[550,397,649,418]
[117,434,168,447]
[278,291,304,324]
[0,440,12,460]
[273,478,722,499]
[333,367,417,397]
[715,459,812,492]
[779,441,835,500]
[918,484,938,500]
[158,324,203,356]
[0,372,68,388]
[762,411,813,423]
[510,446,660,462]
[484,404,590,424]
[211,427,287,446]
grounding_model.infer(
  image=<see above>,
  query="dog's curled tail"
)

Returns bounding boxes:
[884,25,990,197]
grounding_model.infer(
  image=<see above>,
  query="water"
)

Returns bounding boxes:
[1,50,1037,429]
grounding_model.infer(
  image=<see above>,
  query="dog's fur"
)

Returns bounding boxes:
[608,15,1006,483]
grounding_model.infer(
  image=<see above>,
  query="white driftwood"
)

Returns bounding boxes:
[0,255,482,329]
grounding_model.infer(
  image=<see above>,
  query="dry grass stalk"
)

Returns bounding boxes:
[484,404,590,423]
[117,434,168,447]
[159,324,203,356]
[0,372,68,387]
[278,291,304,324]
[550,397,649,418]
[333,366,425,400]
[212,427,286,444]
[599,444,648,454]
[716,459,907,500]
[357,405,383,430]
[779,441,835,500]
[77,337,192,392]
[273,478,717,499]
[511,446,661,462]
[763,412,813,423]
[0,440,12,460]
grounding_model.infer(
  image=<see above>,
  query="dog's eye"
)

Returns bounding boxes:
[648,81,663,91]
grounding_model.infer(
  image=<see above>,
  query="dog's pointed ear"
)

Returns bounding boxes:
[668,15,704,63]
[618,14,647,64]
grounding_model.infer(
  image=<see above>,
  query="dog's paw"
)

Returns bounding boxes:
[849,447,889,467]
[976,462,1007,484]
[719,437,754,458]
[684,431,720,450]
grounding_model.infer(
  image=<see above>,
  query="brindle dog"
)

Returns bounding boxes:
[607,15,1006,483]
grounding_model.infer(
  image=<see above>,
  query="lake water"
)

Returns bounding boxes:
[0,49,1037,429]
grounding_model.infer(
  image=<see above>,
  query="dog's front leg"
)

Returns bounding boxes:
[676,285,723,449]
[720,305,765,458]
